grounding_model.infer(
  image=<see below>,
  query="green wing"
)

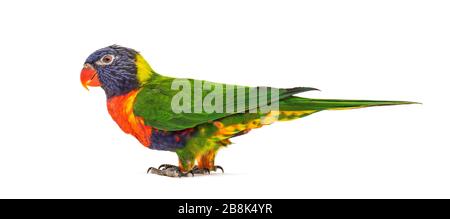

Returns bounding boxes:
[133,73,318,131]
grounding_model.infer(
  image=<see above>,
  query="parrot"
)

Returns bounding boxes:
[80,45,417,177]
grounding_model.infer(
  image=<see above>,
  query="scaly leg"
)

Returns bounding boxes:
[147,155,196,177]
[147,165,194,177]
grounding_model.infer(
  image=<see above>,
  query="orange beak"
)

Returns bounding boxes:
[80,63,101,90]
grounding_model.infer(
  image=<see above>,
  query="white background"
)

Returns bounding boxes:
[0,0,448,198]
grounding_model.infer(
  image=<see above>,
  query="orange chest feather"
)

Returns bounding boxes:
[106,90,152,146]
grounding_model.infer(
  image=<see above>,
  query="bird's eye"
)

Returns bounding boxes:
[97,54,115,65]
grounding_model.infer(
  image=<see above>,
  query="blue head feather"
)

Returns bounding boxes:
[84,45,139,98]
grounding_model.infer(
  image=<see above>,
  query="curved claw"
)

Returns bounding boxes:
[147,167,155,174]
[214,166,224,173]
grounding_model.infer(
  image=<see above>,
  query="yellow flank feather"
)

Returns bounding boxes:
[211,110,317,141]
[277,110,316,121]
[135,54,154,85]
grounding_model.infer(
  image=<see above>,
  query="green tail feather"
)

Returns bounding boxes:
[279,97,419,111]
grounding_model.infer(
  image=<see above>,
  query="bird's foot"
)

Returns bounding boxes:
[147,165,194,178]
[191,166,210,175]
[192,165,224,174]
[147,164,224,177]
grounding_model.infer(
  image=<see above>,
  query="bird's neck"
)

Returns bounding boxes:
[106,89,152,146]
[135,54,154,85]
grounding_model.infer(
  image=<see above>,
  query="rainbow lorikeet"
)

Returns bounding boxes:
[80,45,417,177]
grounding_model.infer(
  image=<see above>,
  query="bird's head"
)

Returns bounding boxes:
[80,45,153,98]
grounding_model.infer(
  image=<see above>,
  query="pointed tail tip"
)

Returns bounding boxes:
[394,101,422,105]
[359,100,421,109]
[366,100,421,107]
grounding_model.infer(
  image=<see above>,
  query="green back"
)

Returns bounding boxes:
[133,74,317,131]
